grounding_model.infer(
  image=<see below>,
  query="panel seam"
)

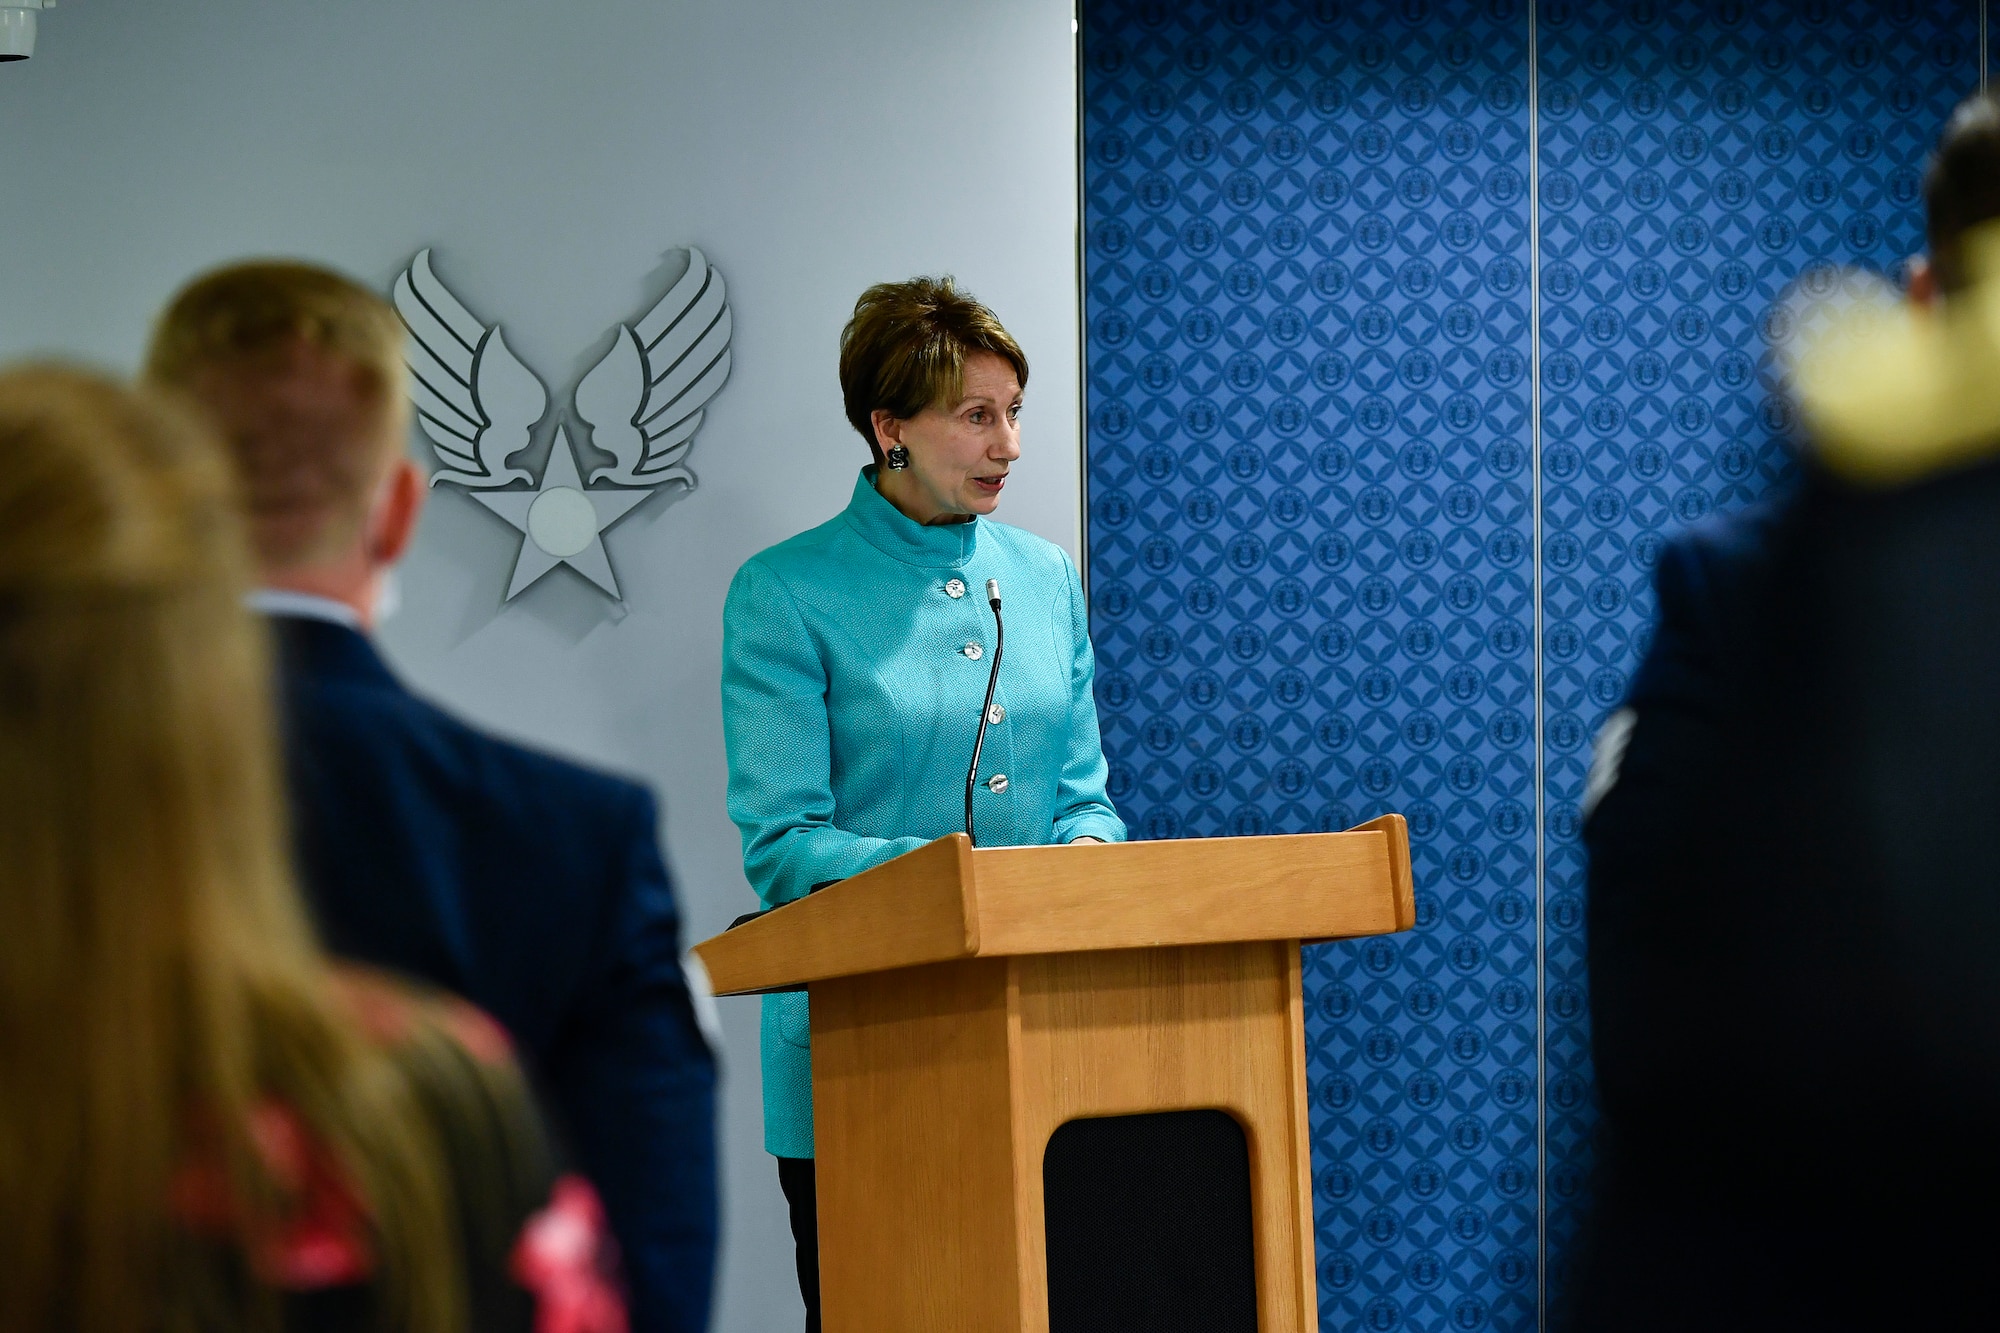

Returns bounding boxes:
[1074,0,1092,595]
[1527,2,1548,1329]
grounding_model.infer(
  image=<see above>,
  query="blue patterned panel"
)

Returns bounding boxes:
[1082,3,1538,1329]
[1082,0,1980,1326]
[1534,0,1978,1306]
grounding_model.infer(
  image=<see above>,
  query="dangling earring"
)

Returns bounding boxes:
[886,445,910,470]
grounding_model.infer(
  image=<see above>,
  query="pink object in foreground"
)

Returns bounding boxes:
[169,1102,375,1288]
[511,1174,630,1333]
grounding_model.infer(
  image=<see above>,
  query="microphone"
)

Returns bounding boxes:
[965,578,1004,846]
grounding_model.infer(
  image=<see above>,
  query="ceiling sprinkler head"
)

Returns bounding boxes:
[0,2,56,63]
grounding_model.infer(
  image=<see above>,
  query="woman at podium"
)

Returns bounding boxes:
[721,277,1127,1329]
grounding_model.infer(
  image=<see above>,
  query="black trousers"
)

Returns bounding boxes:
[776,1156,820,1333]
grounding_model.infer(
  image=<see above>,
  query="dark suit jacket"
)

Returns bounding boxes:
[1572,462,2000,1329]
[271,615,717,1333]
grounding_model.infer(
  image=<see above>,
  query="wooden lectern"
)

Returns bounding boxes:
[695,816,1413,1333]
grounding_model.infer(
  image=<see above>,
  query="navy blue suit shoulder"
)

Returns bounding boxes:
[1624,502,1785,717]
[272,617,716,1333]
[1573,463,2000,1327]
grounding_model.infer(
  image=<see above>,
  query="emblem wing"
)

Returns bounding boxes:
[574,248,732,487]
[393,250,546,488]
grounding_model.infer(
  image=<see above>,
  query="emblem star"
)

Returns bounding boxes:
[470,425,653,600]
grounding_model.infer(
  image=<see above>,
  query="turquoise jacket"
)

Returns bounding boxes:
[721,467,1127,1157]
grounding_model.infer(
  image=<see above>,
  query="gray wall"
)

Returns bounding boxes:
[0,3,1082,1328]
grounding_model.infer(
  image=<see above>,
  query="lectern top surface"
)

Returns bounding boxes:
[694,818,1412,996]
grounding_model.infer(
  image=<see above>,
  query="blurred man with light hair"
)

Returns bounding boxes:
[148,259,718,1333]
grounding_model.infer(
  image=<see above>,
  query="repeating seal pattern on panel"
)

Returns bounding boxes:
[1083,0,1978,1327]
[1084,4,1539,1329]
[1535,0,1973,1306]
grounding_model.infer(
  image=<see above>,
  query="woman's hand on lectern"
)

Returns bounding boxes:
[1069,836,1104,844]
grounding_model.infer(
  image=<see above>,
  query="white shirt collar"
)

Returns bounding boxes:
[247,589,364,631]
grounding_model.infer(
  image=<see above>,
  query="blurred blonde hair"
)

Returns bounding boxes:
[144,261,410,571]
[0,366,456,1333]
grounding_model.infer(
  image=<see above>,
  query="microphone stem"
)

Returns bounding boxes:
[965,594,1004,847]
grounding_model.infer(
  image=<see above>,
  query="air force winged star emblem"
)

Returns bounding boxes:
[392,247,733,601]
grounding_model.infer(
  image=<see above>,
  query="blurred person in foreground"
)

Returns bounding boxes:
[145,262,717,1333]
[1571,93,2000,1329]
[0,366,622,1332]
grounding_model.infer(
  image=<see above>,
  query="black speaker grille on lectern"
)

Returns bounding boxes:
[1042,1108,1259,1333]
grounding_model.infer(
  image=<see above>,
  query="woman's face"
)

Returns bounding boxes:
[874,352,1023,525]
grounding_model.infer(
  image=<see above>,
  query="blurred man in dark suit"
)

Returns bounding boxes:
[1571,94,2000,1329]
[145,261,718,1333]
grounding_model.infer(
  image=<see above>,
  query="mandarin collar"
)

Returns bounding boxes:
[841,465,981,569]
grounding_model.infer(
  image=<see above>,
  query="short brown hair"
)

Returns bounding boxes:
[1926,92,2000,293]
[144,261,408,569]
[838,277,1028,461]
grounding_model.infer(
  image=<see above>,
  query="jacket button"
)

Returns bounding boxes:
[987,703,1005,724]
[945,578,966,599]
[985,773,1009,793]
[962,642,983,660]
